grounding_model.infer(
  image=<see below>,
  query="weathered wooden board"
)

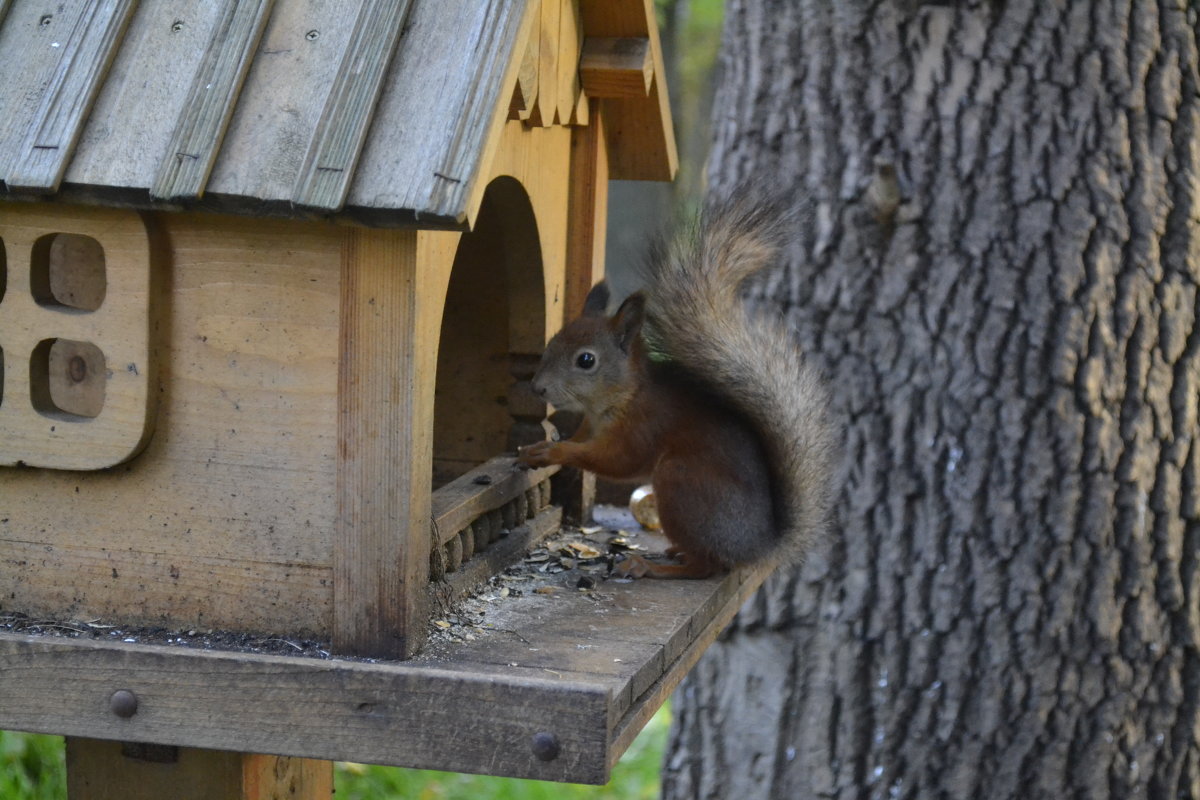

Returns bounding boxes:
[347,0,534,223]
[0,634,612,783]
[4,0,137,192]
[0,2,91,185]
[291,0,413,212]
[0,553,773,784]
[202,0,359,212]
[150,0,276,202]
[64,1,231,193]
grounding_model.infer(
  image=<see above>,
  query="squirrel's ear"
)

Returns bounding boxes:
[582,282,611,317]
[610,292,645,354]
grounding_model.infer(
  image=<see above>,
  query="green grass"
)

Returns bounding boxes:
[0,729,66,800]
[0,704,668,800]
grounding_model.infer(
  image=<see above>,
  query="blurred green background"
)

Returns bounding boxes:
[0,1,722,797]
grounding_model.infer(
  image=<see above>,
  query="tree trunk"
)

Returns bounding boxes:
[664,2,1200,799]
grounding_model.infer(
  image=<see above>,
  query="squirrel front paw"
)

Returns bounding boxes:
[518,440,555,467]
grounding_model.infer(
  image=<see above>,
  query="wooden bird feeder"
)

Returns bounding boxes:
[0,0,772,794]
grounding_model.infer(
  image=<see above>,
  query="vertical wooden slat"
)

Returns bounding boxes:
[526,0,559,127]
[5,0,137,193]
[557,0,583,125]
[66,738,333,800]
[552,98,608,524]
[291,0,414,212]
[150,0,275,202]
[565,99,607,315]
[336,228,458,659]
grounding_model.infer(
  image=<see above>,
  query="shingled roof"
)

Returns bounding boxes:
[0,0,669,227]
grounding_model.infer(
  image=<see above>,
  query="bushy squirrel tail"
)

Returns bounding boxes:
[643,195,836,562]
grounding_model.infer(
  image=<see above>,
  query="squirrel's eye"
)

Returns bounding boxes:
[576,351,597,370]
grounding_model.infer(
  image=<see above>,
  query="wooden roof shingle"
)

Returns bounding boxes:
[0,0,536,227]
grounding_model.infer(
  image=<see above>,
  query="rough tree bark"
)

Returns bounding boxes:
[664,2,1200,799]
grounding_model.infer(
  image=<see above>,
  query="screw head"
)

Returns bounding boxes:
[305,29,320,41]
[531,731,560,761]
[68,355,87,383]
[109,689,138,719]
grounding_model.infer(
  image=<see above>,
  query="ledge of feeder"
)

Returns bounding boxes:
[0,508,774,785]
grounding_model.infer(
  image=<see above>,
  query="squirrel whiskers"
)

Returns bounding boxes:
[519,196,835,578]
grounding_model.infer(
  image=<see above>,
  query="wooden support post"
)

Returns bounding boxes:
[552,98,609,524]
[336,228,458,660]
[65,738,332,800]
[565,99,608,318]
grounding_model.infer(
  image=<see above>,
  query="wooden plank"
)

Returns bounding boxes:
[607,563,774,764]
[62,2,228,193]
[66,739,333,800]
[5,0,138,193]
[0,540,777,783]
[431,455,558,544]
[347,0,534,222]
[1,207,341,638]
[291,0,413,212]
[203,0,361,210]
[579,37,652,98]
[556,0,583,125]
[335,228,459,659]
[150,0,275,202]
[0,3,87,186]
[578,0,677,181]
[0,634,612,784]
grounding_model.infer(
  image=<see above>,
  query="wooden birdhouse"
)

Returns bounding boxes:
[0,0,775,793]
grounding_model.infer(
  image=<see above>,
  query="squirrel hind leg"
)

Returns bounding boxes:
[652,456,778,568]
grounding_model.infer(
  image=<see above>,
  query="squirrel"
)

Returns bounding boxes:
[518,196,835,578]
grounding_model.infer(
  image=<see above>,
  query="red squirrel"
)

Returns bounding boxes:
[519,197,835,578]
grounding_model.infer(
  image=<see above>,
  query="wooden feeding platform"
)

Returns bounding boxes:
[0,0,781,793]
[1,457,772,784]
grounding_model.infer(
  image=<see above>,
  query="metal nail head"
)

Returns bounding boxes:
[531,731,560,761]
[110,689,138,718]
